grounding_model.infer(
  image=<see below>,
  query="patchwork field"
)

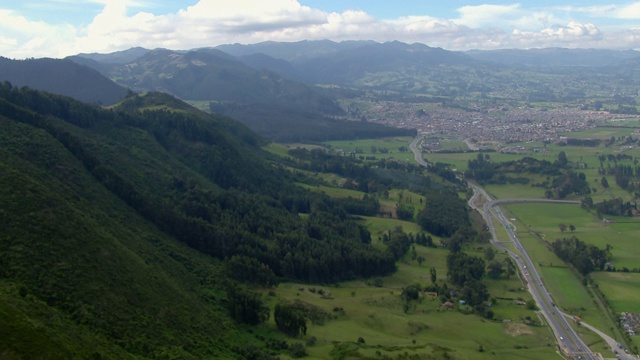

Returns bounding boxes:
[267,135,640,358]
[266,241,557,360]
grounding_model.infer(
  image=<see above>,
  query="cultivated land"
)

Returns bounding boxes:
[267,241,556,360]
[270,129,640,357]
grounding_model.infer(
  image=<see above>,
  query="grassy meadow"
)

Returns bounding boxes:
[323,137,417,162]
[498,201,640,346]
[265,133,640,358]
[265,239,556,360]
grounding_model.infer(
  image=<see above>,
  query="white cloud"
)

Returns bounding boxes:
[617,2,640,19]
[1,0,640,58]
[455,4,522,28]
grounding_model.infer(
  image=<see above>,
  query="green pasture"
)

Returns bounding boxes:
[483,182,547,200]
[184,100,211,112]
[438,140,469,152]
[426,140,640,203]
[378,188,425,218]
[591,272,640,315]
[268,244,556,360]
[505,203,640,269]
[298,183,366,199]
[500,203,638,333]
[323,136,416,162]
[603,119,640,127]
[263,142,294,158]
[560,123,640,139]
[358,216,426,243]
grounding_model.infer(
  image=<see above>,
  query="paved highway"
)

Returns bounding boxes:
[474,188,597,360]
[408,136,621,360]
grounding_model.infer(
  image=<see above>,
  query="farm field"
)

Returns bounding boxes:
[323,137,416,162]
[267,242,556,360]
[270,135,640,358]
[591,272,640,315]
[499,202,640,341]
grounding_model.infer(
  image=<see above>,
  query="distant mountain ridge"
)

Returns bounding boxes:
[211,40,640,107]
[464,48,640,67]
[61,40,640,138]
[67,46,417,141]
[0,57,129,105]
[216,40,640,69]
[68,47,343,114]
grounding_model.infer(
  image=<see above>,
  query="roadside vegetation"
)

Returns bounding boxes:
[295,128,640,357]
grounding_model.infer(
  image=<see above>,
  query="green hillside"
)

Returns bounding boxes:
[0,95,240,358]
[0,84,400,358]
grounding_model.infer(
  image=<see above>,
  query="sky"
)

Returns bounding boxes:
[2,0,640,59]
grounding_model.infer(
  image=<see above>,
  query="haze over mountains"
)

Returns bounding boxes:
[1,40,638,142]
[0,57,129,106]
[67,40,640,111]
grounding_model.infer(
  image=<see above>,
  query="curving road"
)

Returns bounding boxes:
[409,136,623,360]
[475,189,596,359]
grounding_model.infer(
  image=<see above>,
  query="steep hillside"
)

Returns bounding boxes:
[215,102,416,142]
[69,48,343,115]
[0,57,129,105]
[236,53,302,81]
[0,84,399,357]
[0,90,241,359]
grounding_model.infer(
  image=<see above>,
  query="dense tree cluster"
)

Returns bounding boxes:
[465,155,563,186]
[548,171,591,199]
[446,252,486,286]
[609,163,640,192]
[417,191,470,237]
[0,84,399,284]
[593,198,637,217]
[225,284,270,325]
[465,153,496,182]
[435,250,490,307]
[274,302,308,338]
[224,255,278,287]
[551,236,611,275]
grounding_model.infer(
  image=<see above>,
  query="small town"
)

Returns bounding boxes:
[350,102,638,143]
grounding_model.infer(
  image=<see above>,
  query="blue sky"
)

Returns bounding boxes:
[1,1,640,58]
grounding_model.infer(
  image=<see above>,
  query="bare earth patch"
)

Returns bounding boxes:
[505,323,534,336]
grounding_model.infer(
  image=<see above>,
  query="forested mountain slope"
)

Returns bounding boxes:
[0,84,398,358]
[0,57,129,105]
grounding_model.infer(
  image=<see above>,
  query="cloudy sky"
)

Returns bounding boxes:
[2,0,640,59]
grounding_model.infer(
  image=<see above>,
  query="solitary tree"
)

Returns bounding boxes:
[558,151,568,167]
[484,247,496,261]
[559,223,567,232]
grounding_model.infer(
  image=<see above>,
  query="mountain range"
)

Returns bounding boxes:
[0,57,129,105]
[3,40,640,143]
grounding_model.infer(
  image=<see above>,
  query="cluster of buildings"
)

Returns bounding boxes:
[352,101,637,143]
[621,312,639,336]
